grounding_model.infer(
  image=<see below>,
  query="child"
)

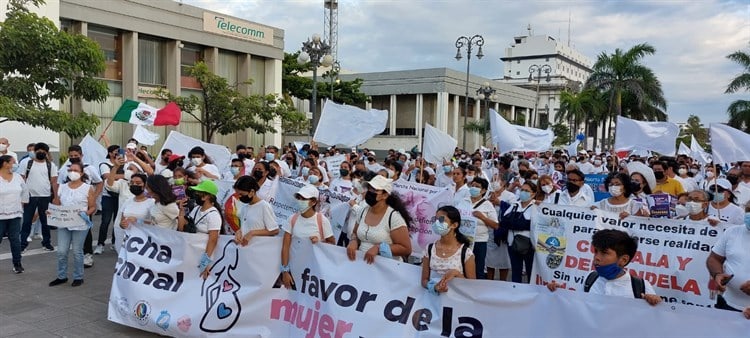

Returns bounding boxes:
[421,205,476,294]
[548,228,662,306]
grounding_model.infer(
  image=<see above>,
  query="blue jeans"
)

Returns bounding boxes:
[98,195,119,245]
[21,196,52,248]
[0,218,22,265]
[473,241,487,279]
[508,243,534,283]
[57,228,87,280]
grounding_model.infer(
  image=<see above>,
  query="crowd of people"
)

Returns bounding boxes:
[0,135,748,319]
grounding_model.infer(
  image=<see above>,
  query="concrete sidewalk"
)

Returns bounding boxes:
[0,217,157,337]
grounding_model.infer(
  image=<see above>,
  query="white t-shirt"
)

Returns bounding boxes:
[561,189,593,207]
[148,202,179,230]
[453,184,472,206]
[435,171,454,188]
[708,203,744,225]
[711,225,750,309]
[188,163,221,181]
[330,178,353,195]
[355,207,407,255]
[121,198,156,226]
[239,200,279,234]
[189,206,222,234]
[18,158,58,197]
[589,272,656,298]
[732,184,750,208]
[57,162,103,186]
[57,183,92,231]
[424,243,473,280]
[0,173,28,220]
[472,199,497,242]
[1,150,17,162]
[154,162,168,176]
[256,178,276,201]
[282,212,333,240]
[596,198,647,216]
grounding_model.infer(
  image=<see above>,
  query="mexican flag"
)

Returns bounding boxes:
[113,99,181,126]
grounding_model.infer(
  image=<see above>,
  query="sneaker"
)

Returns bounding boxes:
[49,278,68,287]
[13,264,24,274]
[93,244,104,255]
[84,254,94,268]
[33,234,42,240]
[71,279,84,287]
[43,244,55,251]
[27,236,33,242]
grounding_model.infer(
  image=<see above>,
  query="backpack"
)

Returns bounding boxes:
[583,271,645,299]
[427,243,470,277]
[492,201,512,245]
[290,212,325,240]
[183,208,218,234]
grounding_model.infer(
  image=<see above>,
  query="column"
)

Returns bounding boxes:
[122,31,139,143]
[524,108,531,127]
[416,94,424,151]
[264,58,283,147]
[365,100,372,111]
[473,98,481,149]
[165,41,181,97]
[389,94,397,136]
[234,54,252,145]
[494,102,500,115]
[452,94,459,138]
[436,92,449,132]
[510,105,516,123]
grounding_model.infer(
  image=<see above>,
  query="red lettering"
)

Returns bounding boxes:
[576,240,591,253]
[564,256,592,271]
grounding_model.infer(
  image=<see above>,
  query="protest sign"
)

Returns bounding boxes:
[531,203,730,307]
[324,154,346,179]
[160,131,232,174]
[47,204,84,228]
[584,174,610,201]
[391,179,452,255]
[108,225,744,337]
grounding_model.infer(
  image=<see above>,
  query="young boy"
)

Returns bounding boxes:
[548,229,662,306]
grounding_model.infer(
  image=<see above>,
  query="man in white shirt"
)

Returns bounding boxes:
[0,137,17,162]
[97,145,124,254]
[266,146,291,178]
[739,161,750,191]
[727,168,750,207]
[706,216,750,313]
[19,142,58,252]
[560,169,593,207]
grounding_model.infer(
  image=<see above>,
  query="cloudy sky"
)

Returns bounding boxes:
[184,0,749,124]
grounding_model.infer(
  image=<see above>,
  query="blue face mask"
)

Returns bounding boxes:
[301,167,310,176]
[308,175,320,185]
[12,163,18,172]
[745,212,750,231]
[265,152,275,162]
[518,190,533,202]
[443,165,452,173]
[431,220,451,236]
[713,192,725,203]
[595,262,623,280]
[230,167,241,176]
[469,186,482,198]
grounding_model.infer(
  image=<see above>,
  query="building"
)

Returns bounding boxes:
[499,33,593,131]
[1,0,285,154]
[285,68,537,153]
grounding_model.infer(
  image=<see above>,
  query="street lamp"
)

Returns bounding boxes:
[455,34,484,149]
[298,34,334,136]
[528,64,551,128]
[475,81,497,116]
[330,60,340,102]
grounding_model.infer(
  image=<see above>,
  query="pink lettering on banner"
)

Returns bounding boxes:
[269,299,353,338]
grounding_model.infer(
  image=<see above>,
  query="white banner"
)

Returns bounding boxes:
[266,178,351,237]
[422,123,457,165]
[47,204,85,228]
[314,101,387,147]
[530,203,731,307]
[133,125,160,146]
[160,131,232,174]
[614,116,679,155]
[391,179,452,255]
[109,225,745,337]
[79,134,107,169]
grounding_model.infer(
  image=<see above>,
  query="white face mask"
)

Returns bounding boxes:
[705,171,715,179]
[686,201,704,215]
[466,175,475,183]
[594,159,602,166]
[0,144,7,152]
[191,157,203,166]
[124,170,134,182]
[675,204,689,218]
[542,184,553,194]
[67,171,82,181]
[678,168,687,176]
[608,185,623,197]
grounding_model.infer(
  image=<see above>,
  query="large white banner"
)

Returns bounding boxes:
[531,204,731,307]
[160,131,232,174]
[391,179,452,255]
[422,123,457,165]
[314,101,387,147]
[109,225,745,337]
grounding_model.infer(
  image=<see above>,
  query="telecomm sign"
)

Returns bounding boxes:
[203,12,273,46]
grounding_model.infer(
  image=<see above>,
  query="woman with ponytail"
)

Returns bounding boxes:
[177,180,223,279]
[421,205,476,294]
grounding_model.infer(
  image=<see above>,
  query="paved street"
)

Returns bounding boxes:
[0,216,157,338]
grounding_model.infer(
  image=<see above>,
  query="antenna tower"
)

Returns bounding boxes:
[324,0,339,61]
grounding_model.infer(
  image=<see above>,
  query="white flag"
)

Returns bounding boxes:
[132,125,160,146]
[710,124,750,165]
[79,134,107,167]
[614,116,679,155]
[514,125,554,152]
[566,140,580,157]
[422,123,457,165]
[489,109,523,151]
[690,135,712,164]
[677,141,691,156]
[314,101,387,147]
[160,131,232,173]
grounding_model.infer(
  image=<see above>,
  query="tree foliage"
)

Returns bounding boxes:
[0,0,107,138]
[551,123,571,146]
[725,46,750,131]
[463,119,490,146]
[156,62,306,142]
[677,115,708,149]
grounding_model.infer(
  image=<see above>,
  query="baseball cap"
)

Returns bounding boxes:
[295,184,319,200]
[365,175,393,194]
[711,178,732,191]
[168,154,185,162]
[189,180,218,196]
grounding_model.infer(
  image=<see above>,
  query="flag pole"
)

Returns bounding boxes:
[98,119,115,142]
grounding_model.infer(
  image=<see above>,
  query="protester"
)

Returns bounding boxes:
[592,173,649,218]
[421,205,476,294]
[652,160,684,196]
[683,190,711,222]
[726,168,750,207]
[470,177,498,279]
[0,155,27,273]
[330,161,354,194]
[177,180,223,279]
[705,202,750,316]
[19,142,58,252]
[500,181,538,283]
[224,158,245,182]
[435,161,454,188]
[145,175,179,230]
[252,161,275,200]
[154,148,173,175]
[232,176,279,246]
[346,175,412,263]
[538,174,564,205]
[187,146,220,181]
[560,169,592,207]
[117,173,155,230]
[0,137,17,162]
[452,164,472,206]
[48,162,96,287]
[96,145,124,255]
[707,178,744,225]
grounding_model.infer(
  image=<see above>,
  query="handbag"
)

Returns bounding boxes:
[510,232,532,255]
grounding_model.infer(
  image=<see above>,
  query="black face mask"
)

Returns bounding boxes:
[129,185,144,196]
[654,171,665,180]
[727,175,740,186]
[340,169,349,177]
[566,182,580,193]
[364,191,378,206]
[630,182,642,192]
[239,194,252,204]
[367,157,374,163]
[253,170,264,180]
[69,157,81,164]
[35,151,46,160]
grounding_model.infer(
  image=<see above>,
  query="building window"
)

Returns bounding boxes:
[181,43,203,89]
[138,37,166,86]
[545,57,549,62]
[517,60,520,64]
[218,50,238,86]
[88,25,122,80]
[516,71,520,75]
[60,19,72,32]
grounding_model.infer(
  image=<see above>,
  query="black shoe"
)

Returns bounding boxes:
[43,244,54,251]
[12,264,24,274]
[48,226,58,230]
[49,278,68,286]
[71,279,84,287]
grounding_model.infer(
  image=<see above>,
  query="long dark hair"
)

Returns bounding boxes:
[437,205,471,246]
[285,151,298,170]
[147,175,177,205]
[386,192,415,232]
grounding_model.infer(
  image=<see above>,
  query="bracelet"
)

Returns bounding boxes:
[426,280,439,295]
[379,242,393,258]
[280,264,290,272]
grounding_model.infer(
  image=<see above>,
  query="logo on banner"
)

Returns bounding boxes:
[135,109,152,122]
[133,300,151,326]
[535,217,567,269]
[177,315,192,333]
[156,310,171,330]
[200,241,242,333]
[116,297,130,319]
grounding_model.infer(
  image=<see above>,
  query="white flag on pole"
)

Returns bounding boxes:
[422,123,457,165]
[79,134,107,167]
[677,141,691,156]
[313,101,387,147]
[614,116,679,155]
[132,125,160,146]
[514,124,554,152]
[566,140,580,157]
[489,109,523,152]
[710,123,750,165]
[689,135,712,164]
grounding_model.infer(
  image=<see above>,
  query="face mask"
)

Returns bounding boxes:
[308,175,320,185]
[253,170,264,180]
[678,168,687,176]
[35,152,46,160]
[296,199,311,213]
[386,169,395,179]
[608,185,623,197]
[173,178,185,186]
[654,171,665,180]
[11,163,18,172]
[542,185,553,194]
[367,157,375,163]
[705,171,715,179]
[364,190,378,206]
[239,194,252,204]
[713,192,725,203]
[630,181,642,192]
[686,201,704,215]
[595,262,623,280]
[339,169,349,177]
[129,185,144,196]
[491,182,501,192]
[352,179,362,192]
[518,170,527,176]
[518,190,533,202]
[529,179,538,185]
[675,204,689,218]
[67,171,82,181]
[690,169,699,175]
[230,167,241,176]
[466,175,475,183]
[744,212,750,231]
[443,165,452,173]
[594,160,602,166]
[27,151,34,159]
[124,170,134,181]
[69,157,81,164]
[265,153,275,162]
[727,175,739,186]
[301,167,310,176]
[566,182,580,193]
[431,220,451,236]
[469,187,482,197]
[126,143,137,150]
[191,157,203,166]
[0,144,7,152]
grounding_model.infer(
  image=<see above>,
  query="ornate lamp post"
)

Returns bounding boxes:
[330,60,340,102]
[528,64,552,128]
[455,34,484,149]
[298,34,334,136]
[475,81,497,116]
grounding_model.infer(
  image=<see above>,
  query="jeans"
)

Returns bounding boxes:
[21,196,52,248]
[0,218,22,265]
[57,228,87,280]
[98,195,118,245]
[508,244,534,283]
[473,241,487,279]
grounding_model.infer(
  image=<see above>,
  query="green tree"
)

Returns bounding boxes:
[556,89,603,148]
[725,46,750,131]
[0,0,108,138]
[677,114,708,146]
[463,119,490,146]
[551,123,571,146]
[156,62,305,142]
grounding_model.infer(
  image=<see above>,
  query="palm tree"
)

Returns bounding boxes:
[586,43,667,147]
[463,119,491,146]
[725,47,750,131]
[556,89,602,148]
